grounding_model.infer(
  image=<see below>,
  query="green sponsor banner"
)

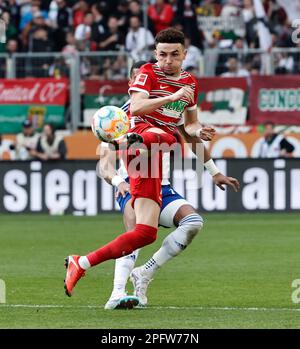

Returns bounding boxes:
[0,105,65,133]
[250,75,300,124]
[259,89,300,111]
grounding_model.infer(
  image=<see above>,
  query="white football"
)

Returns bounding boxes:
[91,105,130,142]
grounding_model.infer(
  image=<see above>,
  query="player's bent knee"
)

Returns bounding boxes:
[179,213,204,245]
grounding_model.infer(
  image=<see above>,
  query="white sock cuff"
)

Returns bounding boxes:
[78,256,91,270]
[179,213,204,227]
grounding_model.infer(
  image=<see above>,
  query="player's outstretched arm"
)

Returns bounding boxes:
[177,125,240,192]
[98,143,130,198]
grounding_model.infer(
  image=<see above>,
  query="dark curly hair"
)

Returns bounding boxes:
[155,28,185,47]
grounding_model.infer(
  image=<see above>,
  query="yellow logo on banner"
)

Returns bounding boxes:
[28,106,46,129]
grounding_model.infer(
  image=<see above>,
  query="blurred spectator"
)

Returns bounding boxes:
[21,10,52,50]
[7,0,21,30]
[6,38,18,54]
[54,0,73,51]
[90,3,107,44]
[242,0,254,24]
[148,0,174,34]
[259,121,295,158]
[128,0,144,23]
[29,20,53,53]
[40,0,52,11]
[0,11,18,53]
[275,51,294,74]
[242,0,258,48]
[62,30,77,55]
[276,19,294,48]
[98,15,125,51]
[233,36,248,51]
[114,0,130,33]
[25,17,54,77]
[267,0,287,32]
[125,15,154,61]
[3,11,18,39]
[15,119,40,160]
[19,0,48,31]
[72,0,89,28]
[3,38,20,77]
[49,56,69,78]
[80,56,92,77]
[32,123,67,161]
[203,35,219,76]
[74,11,93,50]
[182,35,202,76]
[221,0,240,17]
[176,0,203,50]
[48,0,58,28]
[221,57,250,77]
[109,54,128,80]
[129,0,156,34]
[56,0,72,30]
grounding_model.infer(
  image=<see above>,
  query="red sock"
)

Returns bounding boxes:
[141,131,176,148]
[86,224,157,266]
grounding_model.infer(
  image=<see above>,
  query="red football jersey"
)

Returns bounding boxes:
[128,62,199,133]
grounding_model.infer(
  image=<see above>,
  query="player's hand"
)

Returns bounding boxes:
[212,173,240,192]
[170,86,194,104]
[115,182,130,198]
[199,126,216,141]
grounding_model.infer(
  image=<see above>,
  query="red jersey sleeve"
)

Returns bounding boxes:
[187,76,199,111]
[128,63,153,97]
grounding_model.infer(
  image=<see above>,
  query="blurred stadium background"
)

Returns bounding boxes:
[0,0,300,329]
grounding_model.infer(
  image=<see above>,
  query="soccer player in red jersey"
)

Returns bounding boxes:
[64,28,216,297]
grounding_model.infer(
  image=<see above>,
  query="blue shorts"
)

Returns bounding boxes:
[116,180,184,214]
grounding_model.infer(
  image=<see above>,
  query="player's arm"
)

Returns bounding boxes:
[98,143,130,198]
[130,83,198,116]
[130,90,174,116]
[184,107,216,141]
[177,124,240,192]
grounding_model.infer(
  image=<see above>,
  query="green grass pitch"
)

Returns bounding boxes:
[0,213,300,329]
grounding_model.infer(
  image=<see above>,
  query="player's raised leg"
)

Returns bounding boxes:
[130,204,203,306]
[64,194,160,297]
